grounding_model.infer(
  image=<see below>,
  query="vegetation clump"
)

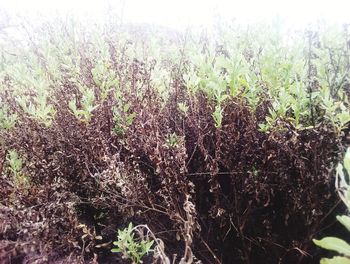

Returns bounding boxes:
[0,17,350,263]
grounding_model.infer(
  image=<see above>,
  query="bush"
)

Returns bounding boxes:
[313,148,350,264]
[0,17,349,263]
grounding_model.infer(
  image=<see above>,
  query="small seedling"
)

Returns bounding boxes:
[0,106,17,130]
[6,150,30,188]
[212,105,223,128]
[165,132,179,148]
[178,102,189,116]
[111,222,154,264]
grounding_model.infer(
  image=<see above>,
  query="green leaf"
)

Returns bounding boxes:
[111,248,122,253]
[68,100,77,112]
[337,215,350,233]
[143,240,154,253]
[313,237,350,256]
[336,163,348,191]
[344,148,350,175]
[258,123,269,133]
[337,112,350,126]
[123,104,130,113]
[320,256,350,264]
[126,113,136,126]
[212,105,223,128]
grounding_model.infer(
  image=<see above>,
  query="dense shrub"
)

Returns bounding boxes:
[0,18,350,263]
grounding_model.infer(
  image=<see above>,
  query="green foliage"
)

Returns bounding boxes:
[313,148,350,262]
[15,86,56,127]
[91,60,119,100]
[212,105,224,128]
[183,70,200,94]
[320,256,350,264]
[4,58,57,127]
[6,150,22,175]
[0,105,17,130]
[165,132,179,148]
[321,89,350,134]
[337,215,350,232]
[111,223,154,264]
[69,88,97,123]
[1,17,350,263]
[152,66,171,101]
[5,150,29,188]
[0,19,349,134]
[112,103,137,136]
[313,237,350,256]
[178,102,189,116]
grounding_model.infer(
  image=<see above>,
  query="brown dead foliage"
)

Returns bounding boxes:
[0,43,345,264]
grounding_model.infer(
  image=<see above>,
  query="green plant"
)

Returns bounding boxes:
[91,59,119,100]
[69,87,97,123]
[1,15,350,264]
[111,222,154,264]
[313,148,350,263]
[6,150,22,175]
[6,149,29,188]
[112,103,137,136]
[165,132,179,148]
[178,102,189,116]
[321,88,350,134]
[0,105,17,130]
[212,105,224,128]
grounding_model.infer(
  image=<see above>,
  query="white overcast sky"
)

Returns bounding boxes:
[1,0,349,29]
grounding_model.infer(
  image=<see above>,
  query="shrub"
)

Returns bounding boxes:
[313,148,350,264]
[0,17,349,263]
[111,223,154,264]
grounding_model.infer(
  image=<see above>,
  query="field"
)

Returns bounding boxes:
[1,17,350,263]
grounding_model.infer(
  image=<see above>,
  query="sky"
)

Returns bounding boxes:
[1,0,350,30]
